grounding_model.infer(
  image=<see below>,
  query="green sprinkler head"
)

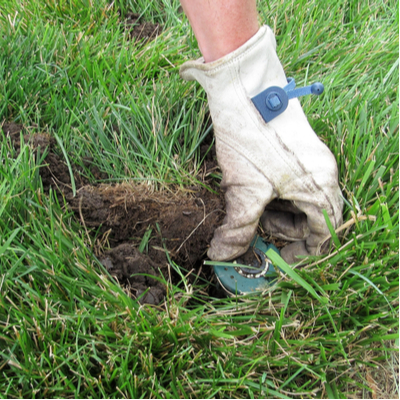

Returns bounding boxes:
[212,235,281,296]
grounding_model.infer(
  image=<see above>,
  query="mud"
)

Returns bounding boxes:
[2,122,224,304]
[122,12,161,42]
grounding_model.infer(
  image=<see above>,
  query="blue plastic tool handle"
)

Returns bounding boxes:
[251,78,324,123]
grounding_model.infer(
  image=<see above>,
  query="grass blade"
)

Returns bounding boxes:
[266,249,329,305]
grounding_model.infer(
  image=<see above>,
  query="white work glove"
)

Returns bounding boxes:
[180,26,343,264]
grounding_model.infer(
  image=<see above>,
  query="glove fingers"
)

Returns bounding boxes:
[208,188,274,261]
[262,193,343,260]
[280,241,309,264]
[261,209,309,241]
[295,200,342,256]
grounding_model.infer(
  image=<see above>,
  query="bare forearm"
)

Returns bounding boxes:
[180,0,259,62]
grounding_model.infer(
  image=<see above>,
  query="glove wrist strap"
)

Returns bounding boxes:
[251,78,324,123]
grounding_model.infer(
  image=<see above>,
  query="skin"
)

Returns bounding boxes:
[179,0,259,63]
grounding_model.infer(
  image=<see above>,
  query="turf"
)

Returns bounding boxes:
[0,0,398,398]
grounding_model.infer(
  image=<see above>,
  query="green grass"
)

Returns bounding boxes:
[0,0,398,398]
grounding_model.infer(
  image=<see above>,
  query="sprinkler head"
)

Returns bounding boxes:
[212,235,281,296]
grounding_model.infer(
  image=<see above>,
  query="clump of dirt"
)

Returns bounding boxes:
[67,184,223,265]
[2,122,106,191]
[122,12,161,42]
[2,122,22,137]
[99,244,167,305]
[2,122,224,304]
[78,183,223,303]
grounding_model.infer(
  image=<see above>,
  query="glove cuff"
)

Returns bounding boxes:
[179,25,285,98]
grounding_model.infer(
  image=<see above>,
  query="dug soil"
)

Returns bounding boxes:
[2,122,224,304]
[121,12,162,42]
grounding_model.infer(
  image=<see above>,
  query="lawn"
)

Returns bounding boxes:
[0,0,398,398]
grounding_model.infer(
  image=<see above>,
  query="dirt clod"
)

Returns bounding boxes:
[2,122,24,137]
[68,184,224,268]
[2,122,224,304]
[99,244,166,305]
[123,12,161,42]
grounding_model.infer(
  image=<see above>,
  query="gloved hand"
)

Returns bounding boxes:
[180,26,343,264]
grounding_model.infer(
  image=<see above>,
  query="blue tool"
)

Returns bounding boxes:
[213,236,281,296]
[251,78,324,123]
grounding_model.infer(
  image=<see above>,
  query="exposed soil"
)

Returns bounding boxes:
[2,122,224,305]
[99,244,167,305]
[122,12,161,42]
